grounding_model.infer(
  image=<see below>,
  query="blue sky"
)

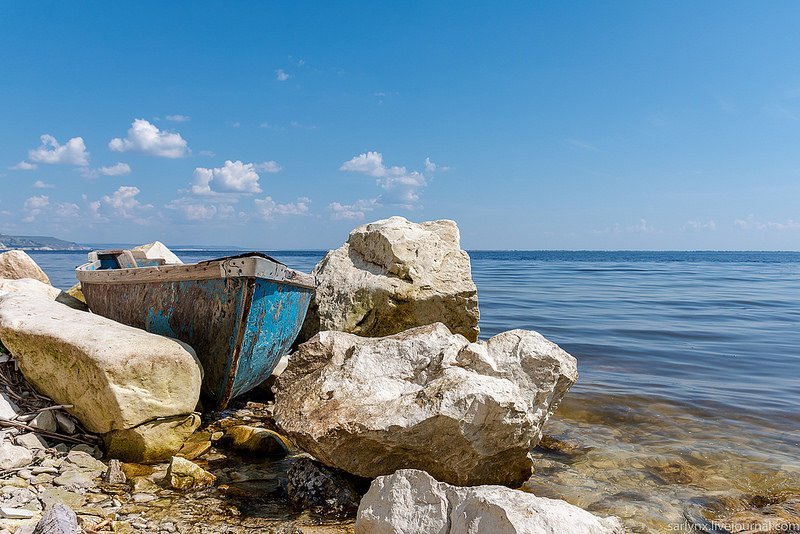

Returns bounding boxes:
[2,2,800,250]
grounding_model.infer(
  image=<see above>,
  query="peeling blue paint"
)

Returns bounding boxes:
[146,308,177,338]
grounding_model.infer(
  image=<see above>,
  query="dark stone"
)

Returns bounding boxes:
[285,456,368,519]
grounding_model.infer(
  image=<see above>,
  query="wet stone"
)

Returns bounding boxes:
[286,456,366,519]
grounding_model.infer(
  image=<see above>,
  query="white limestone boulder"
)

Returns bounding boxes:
[0,250,50,285]
[355,469,624,534]
[0,278,61,300]
[0,294,203,442]
[131,241,182,264]
[301,216,479,342]
[274,323,578,487]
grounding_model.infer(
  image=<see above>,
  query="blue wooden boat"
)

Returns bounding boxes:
[76,251,314,408]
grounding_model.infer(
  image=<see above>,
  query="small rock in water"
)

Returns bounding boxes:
[131,493,156,503]
[220,425,289,457]
[176,432,212,460]
[102,459,127,484]
[165,456,216,490]
[103,413,201,463]
[286,456,366,519]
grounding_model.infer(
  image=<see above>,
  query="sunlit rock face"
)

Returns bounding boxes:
[274,323,577,487]
[299,216,480,343]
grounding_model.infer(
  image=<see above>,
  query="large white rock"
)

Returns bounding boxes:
[0,278,61,300]
[355,469,624,534]
[301,216,479,342]
[0,250,50,285]
[274,323,578,486]
[0,293,203,435]
[131,241,182,264]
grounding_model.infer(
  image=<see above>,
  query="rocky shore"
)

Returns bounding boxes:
[0,217,624,533]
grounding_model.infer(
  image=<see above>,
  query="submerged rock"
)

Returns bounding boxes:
[219,425,290,457]
[165,456,216,490]
[102,459,127,484]
[0,293,203,461]
[0,250,50,285]
[274,323,578,486]
[103,413,201,464]
[300,216,479,342]
[355,469,624,534]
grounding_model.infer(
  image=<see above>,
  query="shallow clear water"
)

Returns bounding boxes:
[28,250,800,532]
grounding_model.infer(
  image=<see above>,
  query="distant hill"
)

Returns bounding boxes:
[0,234,89,251]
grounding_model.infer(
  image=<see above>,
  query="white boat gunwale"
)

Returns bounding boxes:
[76,255,315,289]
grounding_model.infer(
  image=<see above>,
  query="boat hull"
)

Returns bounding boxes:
[81,276,312,408]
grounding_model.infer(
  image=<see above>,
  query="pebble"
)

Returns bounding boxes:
[132,493,157,503]
[53,470,96,489]
[30,410,58,433]
[15,433,47,450]
[31,466,58,475]
[0,507,34,519]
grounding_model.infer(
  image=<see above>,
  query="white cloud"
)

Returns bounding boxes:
[684,220,717,231]
[340,151,394,177]
[328,198,380,220]
[735,215,800,231]
[101,185,153,220]
[32,180,54,189]
[255,196,310,219]
[254,161,282,173]
[166,114,191,122]
[99,162,131,176]
[276,69,290,81]
[27,135,89,166]
[87,200,102,220]
[424,157,450,173]
[109,119,189,158]
[192,160,278,195]
[165,198,224,221]
[54,202,80,219]
[593,219,661,235]
[23,195,49,221]
[340,151,432,207]
[80,162,132,178]
[11,161,37,171]
[628,219,656,233]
